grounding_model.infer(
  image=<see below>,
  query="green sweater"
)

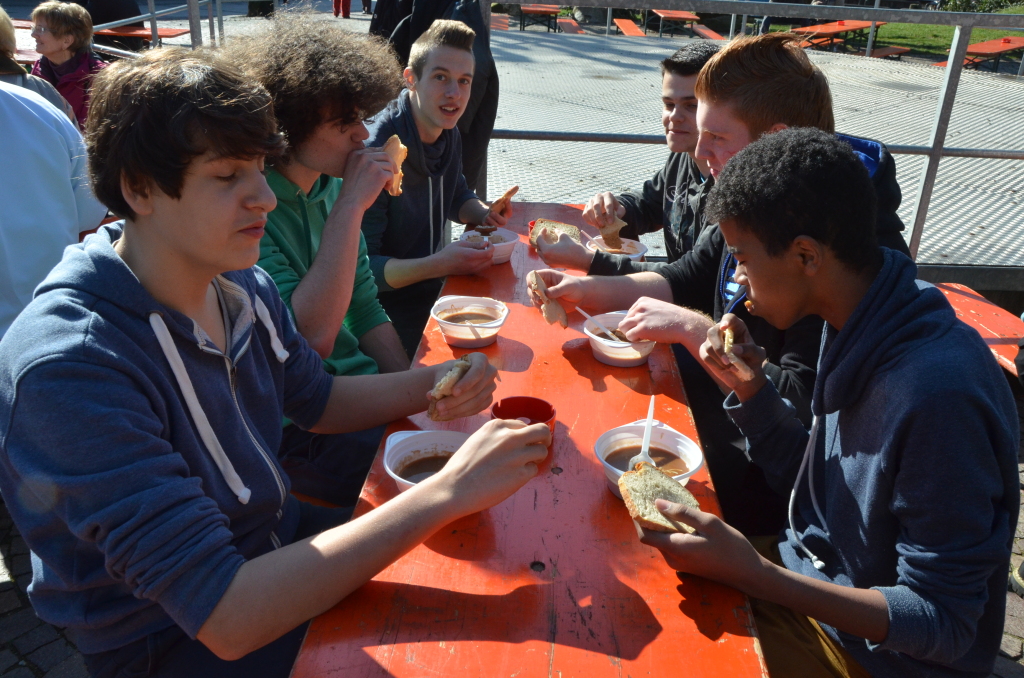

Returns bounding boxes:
[259,169,389,377]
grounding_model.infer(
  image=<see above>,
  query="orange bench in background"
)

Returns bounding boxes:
[613,17,646,36]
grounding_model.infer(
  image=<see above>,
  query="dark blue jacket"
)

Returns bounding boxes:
[0,224,333,653]
[726,249,1019,677]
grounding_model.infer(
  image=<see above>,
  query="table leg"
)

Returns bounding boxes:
[994,53,1001,72]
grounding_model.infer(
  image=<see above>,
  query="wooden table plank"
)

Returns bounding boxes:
[966,36,1024,56]
[791,20,883,35]
[95,26,191,38]
[292,203,766,678]
[937,283,1023,377]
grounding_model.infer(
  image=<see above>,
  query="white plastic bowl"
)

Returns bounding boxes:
[430,295,509,348]
[582,311,656,367]
[460,227,518,265]
[586,236,648,261]
[593,420,704,499]
[383,430,471,492]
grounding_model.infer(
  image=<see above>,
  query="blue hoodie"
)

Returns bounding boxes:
[725,249,1019,677]
[361,89,479,295]
[0,224,334,654]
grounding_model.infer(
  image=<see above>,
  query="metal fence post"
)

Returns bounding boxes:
[207,0,215,46]
[186,0,203,47]
[146,0,158,46]
[865,0,881,57]
[729,13,736,37]
[908,24,973,259]
[216,0,224,43]
[606,7,612,35]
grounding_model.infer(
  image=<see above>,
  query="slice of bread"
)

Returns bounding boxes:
[599,215,628,250]
[383,135,408,197]
[529,219,581,247]
[618,462,699,533]
[427,356,472,421]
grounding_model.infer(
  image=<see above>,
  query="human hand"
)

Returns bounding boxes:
[536,231,595,271]
[699,314,768,401]
[526,269,589,310]
[336,146,399,213]
[434,240,495,276]
[481,206,509,228]
[619,297,705,344]
[427,352,498,420]
[430,418,551,516]
[582,192,625,229]
[638,499,767,593]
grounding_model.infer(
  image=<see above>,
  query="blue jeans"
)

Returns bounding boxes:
[278,423,387,506]
[83,501,351,678]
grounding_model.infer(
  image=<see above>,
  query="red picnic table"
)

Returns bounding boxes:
[938,283,1024,377]
[651,9,701,37]
[291,203,766,678]
[519,4,561,32]
[792,20,886,51]
[93,26,191,40]
[962,36,1024,71]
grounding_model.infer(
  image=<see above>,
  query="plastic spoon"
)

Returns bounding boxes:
[629,395,658,470]
[575,306,627,344]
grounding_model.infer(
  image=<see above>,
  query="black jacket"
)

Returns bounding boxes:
[588,134,911,425]
[615,152,713,266]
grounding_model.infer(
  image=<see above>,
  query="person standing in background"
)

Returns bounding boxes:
[0,5,74,120]
[30,0,105,126]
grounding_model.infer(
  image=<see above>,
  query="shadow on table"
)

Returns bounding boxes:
[559,338,659,396]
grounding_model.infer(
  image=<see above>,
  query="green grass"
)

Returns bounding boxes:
[768,4,1024,58]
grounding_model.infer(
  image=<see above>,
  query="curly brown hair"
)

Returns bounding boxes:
[86,47,284,219]
[225,13,403,161]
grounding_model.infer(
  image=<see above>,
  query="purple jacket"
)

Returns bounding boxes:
[32,51,106,127]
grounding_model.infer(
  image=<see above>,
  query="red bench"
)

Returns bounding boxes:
[933,56,985,68]
[692,24,724,40]
[557,17,584,33]
[855,45,910,59]
[613,17,646,36]
[938,283,1023,377]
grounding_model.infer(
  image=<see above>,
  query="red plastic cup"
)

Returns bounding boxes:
[490,396,556,438]
[1003,37,1012,43]
[837,20,845,25]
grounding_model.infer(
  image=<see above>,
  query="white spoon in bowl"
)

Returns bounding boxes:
[575,306,628,344]
[629,395,658,470]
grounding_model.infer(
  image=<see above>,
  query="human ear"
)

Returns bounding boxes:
[791,236,822,275]
[403,66,417,89]
[766,123,789,135]
[120,174,154,217]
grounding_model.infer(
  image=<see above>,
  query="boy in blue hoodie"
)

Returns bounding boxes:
[0,48,550,677]
[640,128,1019,678]
[362,19,512,357]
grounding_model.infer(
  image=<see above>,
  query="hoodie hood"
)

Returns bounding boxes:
[837,133,905,246]
[813,248,954,416]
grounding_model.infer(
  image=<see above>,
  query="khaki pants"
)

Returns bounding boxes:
[749,537,873,678]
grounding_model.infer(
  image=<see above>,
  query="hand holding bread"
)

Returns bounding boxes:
[426,353,498,421]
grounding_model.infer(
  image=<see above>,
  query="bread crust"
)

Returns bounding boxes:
[529,219,580,247]
[618,463,698,533]
[427,356,472,421]
[526,270,568,328]
[599,215,628,250]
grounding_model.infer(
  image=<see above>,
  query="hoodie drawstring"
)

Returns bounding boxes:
[788,415,828,571]
[427,175,447,255]
[149,312,252,505]
[253,296,290,363]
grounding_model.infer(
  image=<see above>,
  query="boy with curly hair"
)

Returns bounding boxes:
[227,16,417,505]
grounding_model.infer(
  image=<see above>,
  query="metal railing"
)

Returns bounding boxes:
[92,0,230,47]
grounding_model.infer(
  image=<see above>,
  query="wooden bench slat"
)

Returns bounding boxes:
[557,17,584,33]
[613,18,646,36]
[692,24,724,40]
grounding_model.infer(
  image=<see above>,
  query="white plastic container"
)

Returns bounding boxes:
[593,420,704,499]
[582,311,656,367]
[586,236,648,262]
[460,227,518,265]
[430,295,509,348]
[383,430,471,492]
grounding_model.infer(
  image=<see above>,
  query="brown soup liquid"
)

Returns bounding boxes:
[605,444,689,475]
[439,311,497,325]
[397,454,452,483]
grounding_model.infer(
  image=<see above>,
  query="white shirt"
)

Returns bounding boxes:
[0,81,106,338]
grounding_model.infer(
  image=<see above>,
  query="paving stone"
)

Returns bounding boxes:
[0,592,21,617]
[0,609,42,644]
[13,624,58,655]
[2,668,34,678]
[44,655,87,678]
[1014,553,1024,570]
[992,655,1024,677]
[8,557,29,578]
[1002,634,1023,660]
[8,540,27,557]
[28,640,75,672]
[14,576,29,595]
[0,651,16,673]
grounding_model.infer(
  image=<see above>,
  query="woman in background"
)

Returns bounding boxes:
[0,5,74,121]
[30,0,105,126]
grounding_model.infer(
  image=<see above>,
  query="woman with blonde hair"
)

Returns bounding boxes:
[0,5,74,120]
[29,0,105,125]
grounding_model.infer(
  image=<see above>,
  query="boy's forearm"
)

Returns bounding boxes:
[458,199,490,226]
[382,255,442,290]
[310,367,438,433]
[359,322,411,373]
[289,197,365,356]
[584,273,674,313]
[745,558,890,643]
[197,479,460,660]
